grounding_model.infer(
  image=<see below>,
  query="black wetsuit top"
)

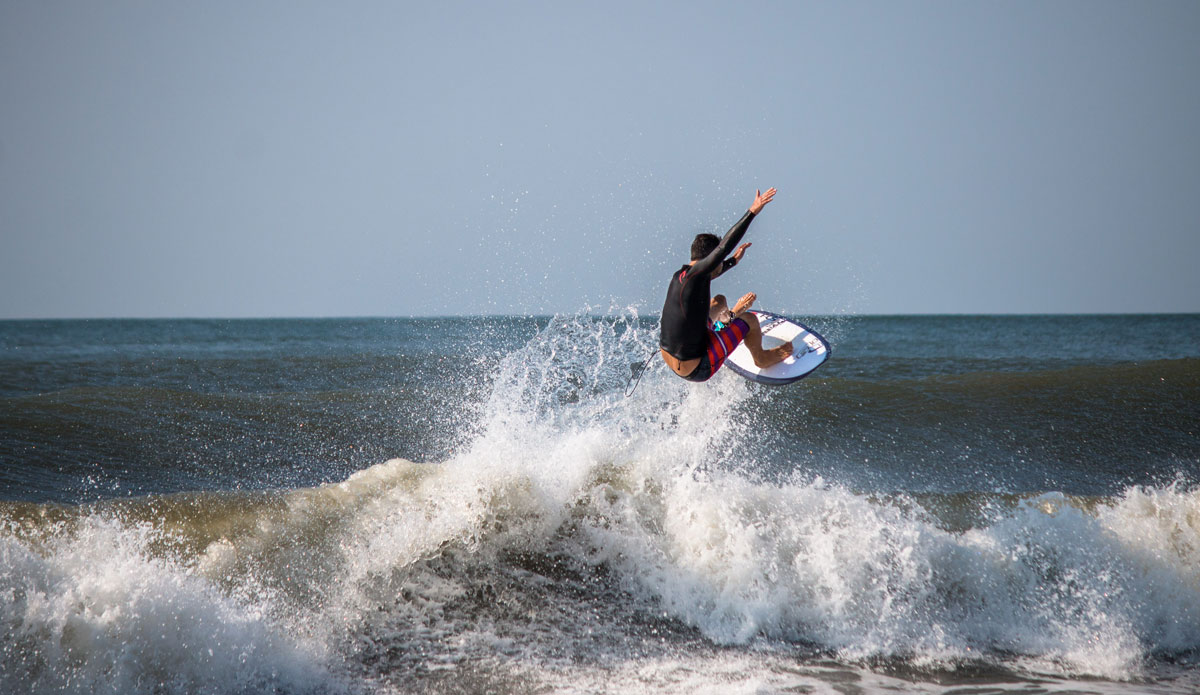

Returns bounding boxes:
[660,210,756,360]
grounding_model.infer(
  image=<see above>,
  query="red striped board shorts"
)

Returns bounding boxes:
[683,317,750,382]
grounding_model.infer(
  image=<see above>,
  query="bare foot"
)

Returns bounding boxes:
[753,340,793,369]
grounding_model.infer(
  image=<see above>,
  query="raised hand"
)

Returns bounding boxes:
[749,187,777,214]
[733,292,756,315]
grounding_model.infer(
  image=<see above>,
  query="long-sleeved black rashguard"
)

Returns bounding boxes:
[659,210,756,360]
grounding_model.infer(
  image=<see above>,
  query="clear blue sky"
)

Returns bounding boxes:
[2,1,1198,318]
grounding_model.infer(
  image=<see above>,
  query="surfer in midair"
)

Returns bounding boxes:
[660,187,793,382]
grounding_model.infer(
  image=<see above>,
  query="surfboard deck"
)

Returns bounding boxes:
[724,311,830,385]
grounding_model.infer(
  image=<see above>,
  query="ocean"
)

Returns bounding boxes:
[2,313,1198,694]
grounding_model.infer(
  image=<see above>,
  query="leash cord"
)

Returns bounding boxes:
[624,347,659,398]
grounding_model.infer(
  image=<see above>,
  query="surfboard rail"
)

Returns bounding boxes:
[724,310,831,385]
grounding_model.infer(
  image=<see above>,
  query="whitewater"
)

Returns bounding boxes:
[2,312,1199,694]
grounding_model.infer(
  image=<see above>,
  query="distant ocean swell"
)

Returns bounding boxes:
[5,356,1196,501]
[1,313,1199,694]
[785,358,1200,493]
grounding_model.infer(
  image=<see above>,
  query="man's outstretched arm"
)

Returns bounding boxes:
[711,242,751,279]
[692,187,778,277]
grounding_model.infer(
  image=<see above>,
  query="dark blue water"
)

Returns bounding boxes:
[2,313,1199,694]
[0,318,538,502]
[4,315,1195,503]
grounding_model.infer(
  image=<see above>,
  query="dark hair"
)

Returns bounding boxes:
[690,233,719,261]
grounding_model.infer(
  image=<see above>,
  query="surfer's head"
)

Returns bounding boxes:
[691,233,720,261]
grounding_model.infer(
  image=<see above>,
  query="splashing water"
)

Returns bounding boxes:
[3,310,1200,694]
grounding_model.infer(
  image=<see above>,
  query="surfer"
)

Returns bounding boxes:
[660,187,793,382]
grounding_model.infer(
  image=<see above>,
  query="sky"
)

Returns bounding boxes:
[1,1,1198,318]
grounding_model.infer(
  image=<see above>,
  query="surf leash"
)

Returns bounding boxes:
[624,347,659,398]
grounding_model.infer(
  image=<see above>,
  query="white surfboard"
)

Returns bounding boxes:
[724,311,830,385]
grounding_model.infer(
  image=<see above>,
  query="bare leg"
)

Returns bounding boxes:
[733,293,793,369]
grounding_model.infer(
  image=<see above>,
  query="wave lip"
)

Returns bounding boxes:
[5,444,1200,690]
[579,473,1200,680]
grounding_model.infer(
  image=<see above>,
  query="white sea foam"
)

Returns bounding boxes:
[3,311,1199,693]
[321,312,1200,681]
[0,517,333,695]
[559,461,1200,679]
